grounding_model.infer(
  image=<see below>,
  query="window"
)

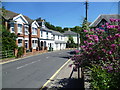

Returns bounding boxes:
[46,32,48,39]
[53,35,55,39]
[18,39,22,47]
[25,40,28,48]
[58,36,59,39]
[61,36,62,40]
[41,31,43,37]
[10,23,14,33]
[24,26,29,35]
[18,24,22,34]
[32,27,37,35]
[32,40,37,48]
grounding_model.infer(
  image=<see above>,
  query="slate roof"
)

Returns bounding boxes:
[2,9,34,24]
[50,30,64,36]
[63,30,78,36]
[90,14,120,27]
[40,27,52,32]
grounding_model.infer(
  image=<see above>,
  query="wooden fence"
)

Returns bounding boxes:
[1,50,14,59]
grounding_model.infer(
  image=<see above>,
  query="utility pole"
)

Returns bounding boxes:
[85,0,88,22]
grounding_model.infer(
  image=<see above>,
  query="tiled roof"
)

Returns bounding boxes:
[2,9,33,24]
[90,14,120,27]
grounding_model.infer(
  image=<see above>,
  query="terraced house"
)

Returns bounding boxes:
[2,9,67,56]
[2,10,40,56]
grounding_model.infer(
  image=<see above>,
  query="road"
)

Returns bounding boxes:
[2,50,72,89]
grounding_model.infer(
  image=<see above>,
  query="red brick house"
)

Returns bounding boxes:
[2,9,40,56]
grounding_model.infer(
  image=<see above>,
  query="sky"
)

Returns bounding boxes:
[2,2,119,28]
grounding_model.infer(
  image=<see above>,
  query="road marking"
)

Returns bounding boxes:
[46,57,49,59]
[40,59,71,90]
[16,60,41,69]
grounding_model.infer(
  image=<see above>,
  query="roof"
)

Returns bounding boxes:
[63,30,78,36]
[90,14,120,27]
[40,27,52,32]
[2,9,33,24]
[55,41,66,44]
[50,30,64,36]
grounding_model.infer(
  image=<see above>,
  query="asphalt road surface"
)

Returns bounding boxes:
[2,50,72,89]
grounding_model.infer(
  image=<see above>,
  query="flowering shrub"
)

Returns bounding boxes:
[71,18,120,89]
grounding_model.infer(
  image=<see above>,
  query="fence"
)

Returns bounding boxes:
[1,50,14,59]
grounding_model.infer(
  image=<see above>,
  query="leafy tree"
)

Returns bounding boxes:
[67,35,77,48]
[45,22,56,30]
[1,25,17,51]
[55,26,63,33]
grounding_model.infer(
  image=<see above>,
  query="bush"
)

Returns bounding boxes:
[17,47,24,58]
[71,18,120,89]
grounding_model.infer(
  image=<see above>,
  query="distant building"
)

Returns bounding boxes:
[63,29,80,44]
[51,30,66,50]
[36,18,66,51]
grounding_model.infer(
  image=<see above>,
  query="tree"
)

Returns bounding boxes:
[1,25,17,51]
[67,35,76,48]
[55,26,63,33]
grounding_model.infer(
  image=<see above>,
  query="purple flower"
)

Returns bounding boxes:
[84,30,88,32]
[108,51,112,55]
[88,43,94,47]
[106,22,109,26]
[107,66,113,71]
[90,29,94,32]
[102,49,106,53]
[84,41,87,44]
[111,44,116,49]
[101,25,105,28]
[115,33,120,38]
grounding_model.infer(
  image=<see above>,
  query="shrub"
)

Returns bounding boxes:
[17,47,24,58]
[71,18,120,89]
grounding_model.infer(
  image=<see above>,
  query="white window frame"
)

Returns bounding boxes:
[18,39,22,47]
[41,31,43,37]
[10,23,15,33]
[32,27,37,35]
[46,32,48,39]
[32,40,38,48]
[24,25,29,35]
[18,24,22,34]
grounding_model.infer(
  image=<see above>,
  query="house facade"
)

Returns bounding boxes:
[89,14,120,28]
[2,9,67,56]
[36,19,54,51]
[63,29,80,44]
[51,30,66,50]
[2,10,40,55]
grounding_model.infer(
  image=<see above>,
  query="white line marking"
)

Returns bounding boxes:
[46,57,49,59]
[16,60,41,69]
